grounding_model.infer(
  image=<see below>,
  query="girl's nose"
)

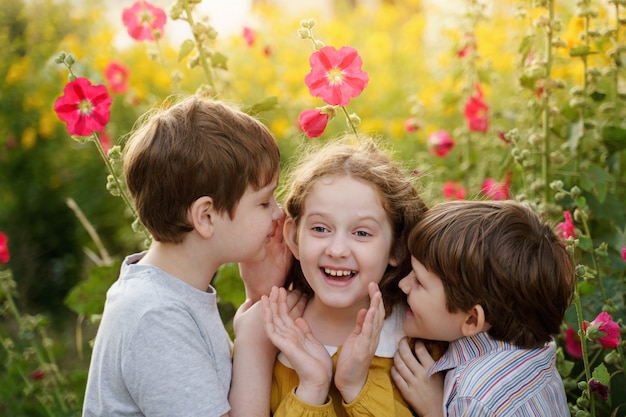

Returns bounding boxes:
[325,234,349,258]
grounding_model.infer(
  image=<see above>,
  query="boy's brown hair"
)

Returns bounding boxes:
[408,200,574,349]
[123,96,280,243]
[283,136,427,316]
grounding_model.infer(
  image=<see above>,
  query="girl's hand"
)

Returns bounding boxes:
[334,282,385,403]
[391,338,444,417]
[262,286,332,405]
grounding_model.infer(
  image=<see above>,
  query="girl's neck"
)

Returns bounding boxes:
[303,296,367,346]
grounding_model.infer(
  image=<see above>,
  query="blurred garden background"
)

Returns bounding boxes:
[1,0,625,415]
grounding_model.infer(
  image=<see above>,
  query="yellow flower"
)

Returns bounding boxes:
[5,56,31,85]
[21,127,37,150]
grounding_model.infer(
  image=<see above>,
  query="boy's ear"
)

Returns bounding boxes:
[190,196,216,239]
[461,304,490,337]
[283,217,300,260]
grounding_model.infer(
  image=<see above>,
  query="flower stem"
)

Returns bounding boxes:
[573,286,596,416]
[542,0,554,204]
[182,0,215,91]
[340,106,359,137]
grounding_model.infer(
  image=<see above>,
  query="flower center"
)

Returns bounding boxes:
[78,99,94,115]
[139,10,154,26]
[327,68,344,85]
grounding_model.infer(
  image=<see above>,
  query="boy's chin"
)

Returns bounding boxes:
[408,338,449,361]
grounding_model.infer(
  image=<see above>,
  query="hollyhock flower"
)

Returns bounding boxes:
[589,379,609,401]
[105,62,129,94]
[588,312,620,349]
[621,245,626,262]
[31,368,45,381]
[0,231,9,264]
[464,84,489,133]
[404,117,420,133]
[442,181,466,200]
[564,327,583,358]
[427,131,454,157]
[54,77,112,137]
[557,211,576,239]
[122,1,167,42]
[304,46,369,106]
[299,108,330,139]
[498,131,511,144]
[481,171,511,200]
[243,26,255,47]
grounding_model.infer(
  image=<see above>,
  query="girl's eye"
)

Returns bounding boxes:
[312,226,328,233]
[355,230,372,237]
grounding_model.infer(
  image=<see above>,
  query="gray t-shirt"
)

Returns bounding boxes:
[82,252,232,417]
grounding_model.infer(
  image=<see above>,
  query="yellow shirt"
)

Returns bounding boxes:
[270,308,415,417]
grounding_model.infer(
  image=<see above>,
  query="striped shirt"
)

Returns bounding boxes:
[428,332,570,417]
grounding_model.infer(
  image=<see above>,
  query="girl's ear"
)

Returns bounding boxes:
[388,242,401,267]
[189,196,216,239]
[283,217,300,260]
[461,304,490,337]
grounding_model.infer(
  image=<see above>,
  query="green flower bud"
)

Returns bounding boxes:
[314,40,325,50]
[577,381,589,390]
[348,113,361,126]
[297,28,310,39]
[108,145,122,161]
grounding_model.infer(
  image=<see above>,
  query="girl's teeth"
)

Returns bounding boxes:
[324,268,354,277]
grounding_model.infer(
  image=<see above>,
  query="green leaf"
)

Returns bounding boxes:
[592,363,610,386]
[568,119,584,153]
[557,359,575,378]
[242,96,279,115]
[64,261,120,316]
[577,280,596,296]
[578,236,594,251]
[211,51,228,70]
[569,45,592,57]
[601,125,626,154]
[178,39,195,62]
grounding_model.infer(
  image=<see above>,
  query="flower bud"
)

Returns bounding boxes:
[297,28,310,39]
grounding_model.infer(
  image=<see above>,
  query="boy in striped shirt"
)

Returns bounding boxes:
[391,200,573,417]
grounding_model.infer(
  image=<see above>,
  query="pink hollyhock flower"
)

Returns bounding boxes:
[498,131,511,144]
[0,231,9,264]
[54,78,112,137]
[243,26,255,47]
[299,109,329,139]
[564,326,583,358]
[427,131,454,157]
[557,211,576,239]
[481,171,511,200]
[588,312,620,349]
[105,62,129,94]
[404,117,420,133]
[621,245,626,262]
[464,84,489,133]
[122,1,167,42]
[304,46,369,106]
[442,181,466,200]
[31,368,45,381]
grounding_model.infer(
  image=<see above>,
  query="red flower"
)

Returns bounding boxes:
[464,84,489,133]
[589,379,609,401]
[557,211,576,239]
[299,109,329,139]
[31,368,45,381]
[498,130,511,144]
[442,181,466,200]
[105,62,129,94]
[621,245,626,262]
[122,1,167,42]
[54,78,112,137]
[589,312,620,349]
[99,130,112,156]
[481,171,511,200]
[404,117,420,133]
[243,26,255,47]
[0,232,10,264]
[427,131,454,157]
[564,326,582,358]
[304,46,369,106]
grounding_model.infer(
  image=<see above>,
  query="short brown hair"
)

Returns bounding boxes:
[408,200,574,348]
[123,96,280,243]
[284,137,427,316]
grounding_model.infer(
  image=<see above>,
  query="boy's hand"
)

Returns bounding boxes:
[335,282,385,403]
[262,287,332,405]
[238,208,293,304]
[391,338,444,417]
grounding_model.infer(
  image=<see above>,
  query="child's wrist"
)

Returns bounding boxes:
[295,382,331,405]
